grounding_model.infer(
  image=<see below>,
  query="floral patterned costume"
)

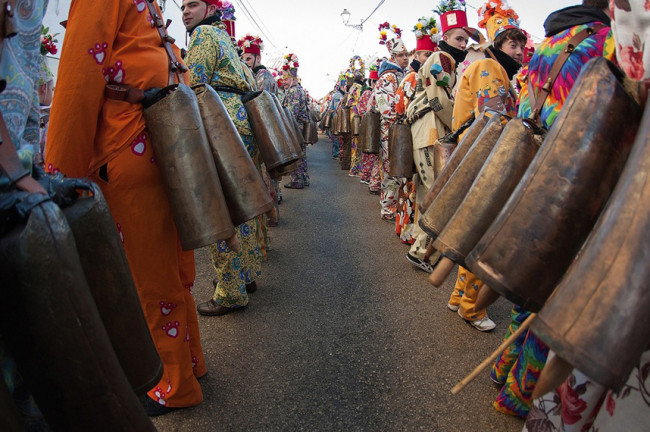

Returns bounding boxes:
[371,60,405,218]
[186,19,262,308]
[283,82,310,188]
[358,86,377,184]
[346,82,367,176]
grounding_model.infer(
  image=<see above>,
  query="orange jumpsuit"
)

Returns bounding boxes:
[45,0,205,408]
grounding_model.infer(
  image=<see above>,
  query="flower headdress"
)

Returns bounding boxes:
[413,16,441,52]
[349,55,366,78]
[477,0,520,42]
[40,26,58,56]
[378,22,406,56]
[435,0,466,15]
[282,53,300,77]
[218,1,236,20]
[237,34,264,55]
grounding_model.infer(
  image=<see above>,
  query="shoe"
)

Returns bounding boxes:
[360,179,370,185]
[303,181,310,187]
[406,253,433,273]
[381,214,395,223]
[197,299,247,316]
[457,309,496,332]
[447,303,460,312]
[369,189,380,195]
[284,183,303,189]
[139,395,180,417]
[245,281,257,293]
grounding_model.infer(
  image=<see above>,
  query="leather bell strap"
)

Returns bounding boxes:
[144,0,187,86]
[528,24,605,125]
[104,84,145,103]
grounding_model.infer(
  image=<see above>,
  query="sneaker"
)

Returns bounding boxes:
[447,303,459,312]
[381,214,395,223]
[406,253,433,273]
[459,310,496,332]
[360,179,370,185]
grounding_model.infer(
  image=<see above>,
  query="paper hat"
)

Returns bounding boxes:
[217,1,236,37]
[237,34,264,56]
[378,22,406,56]
[477,0,520,43]
[435,0,468,34]
[413,16,441,52]
[349,55,366,78]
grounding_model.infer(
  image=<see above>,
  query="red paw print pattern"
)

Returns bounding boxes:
[162,321,180,338]
[192,356,199,369]
[153,385,172,406]
[183,283,194,295]
[88,42,108,65]
[46,163,60,174]
[150,156,156,164]
[102,60,125,84]
[131,134,147,156]
[133,0,146,13]
[115,223,125,244]
[159,301,177,316]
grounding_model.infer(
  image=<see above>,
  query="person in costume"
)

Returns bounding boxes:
[405,2,471,273]
[183,0,264,316]
[394,16,442,246]
[37,29,55,167]
[238,33,281,226]
[281,53,310,189]
[46,0,206,416]
[345,56,367,177]
[336,70,355,171]
[488,0,617,420]
[327,74,347,159]
[447,0,526,333]
[370,22,409,221]
[360,59,382,186]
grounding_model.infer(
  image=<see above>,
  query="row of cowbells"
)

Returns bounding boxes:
[0,181,160,431]
[144,84,274,251]
[419,57,649,391]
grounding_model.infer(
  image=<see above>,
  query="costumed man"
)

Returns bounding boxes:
[394,16,441,245]
[360,59,382,186]
[488,0,618,420]
[336,70,354,171]
[345,56,366,177]
[370,23,409,221]
[327,74,347,159]
[46,0,206,416]
[405,2,470,272]
[183,0,264,315]
[281,53,310,189]
[37,38,55,167]
[447,0,526,332]
[521,5,650,428]
[238,33,281,225]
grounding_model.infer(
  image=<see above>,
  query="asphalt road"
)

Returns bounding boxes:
[153,136,524,432]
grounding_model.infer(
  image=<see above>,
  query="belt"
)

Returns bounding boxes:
[212,85,246,95]
[104,84,145,104]
[407,106,433,125]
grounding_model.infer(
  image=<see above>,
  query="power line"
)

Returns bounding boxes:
[240,0,282,49]
[359,0,386,27]
[233,0,281,51]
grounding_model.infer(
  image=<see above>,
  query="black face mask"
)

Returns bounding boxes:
[410,59,422,73]
[439,40,468,65]
[487,46,522,80]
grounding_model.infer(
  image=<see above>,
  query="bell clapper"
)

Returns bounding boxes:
[226,233,240,253]
[474,285,501,311]
[532,355,573,400]
[428,256,454,287]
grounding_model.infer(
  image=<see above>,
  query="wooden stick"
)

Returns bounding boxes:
[423,243,436,262]
[451,313,536,395]
[532,355,573,400]
[474,285,501,311]
[428,256,455,287]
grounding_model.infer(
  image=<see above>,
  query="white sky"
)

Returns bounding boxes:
[44,0,581,99]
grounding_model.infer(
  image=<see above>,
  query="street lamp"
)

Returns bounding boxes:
[340,9,363,31]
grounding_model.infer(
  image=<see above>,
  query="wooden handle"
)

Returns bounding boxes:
[226,233,240,253]
[423,243,436,262]
[451,313,536,394]
[532,354,573,400]
[474,285,501,311]
[428,257,454,287]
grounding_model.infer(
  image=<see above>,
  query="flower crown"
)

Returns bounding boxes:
[378,22,402,45]
[435,0,466,15]
[237,34,264,51]
[477,0,519,29]
[349,55,365,73]
[282,53,299,71]
[218,1,236,20]
[40,26,58,56]
[413,16,441,42]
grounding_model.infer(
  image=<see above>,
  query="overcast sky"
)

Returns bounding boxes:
[44,0,581,99]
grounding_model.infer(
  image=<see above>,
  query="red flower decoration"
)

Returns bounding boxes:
[557,381,588,425]
[606,392,616,416]
[619,42,646,80]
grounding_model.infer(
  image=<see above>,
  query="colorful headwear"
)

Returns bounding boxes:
[237,34,264,56]
[378,22,406,56]
[368,65,379,80]
[217,1,236,38]
[349,55,366,79]
[435,0,468,34]
[477,0,520,43]
[413,16,441,52]
[282,53,299,77]
[522,29,535,63]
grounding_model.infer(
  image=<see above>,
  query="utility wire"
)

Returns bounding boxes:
[240,0,282,49]
[234,0,281,51]
[359,0,386,27]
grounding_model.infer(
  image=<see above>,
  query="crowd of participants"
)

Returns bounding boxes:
[317,0,650,429]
